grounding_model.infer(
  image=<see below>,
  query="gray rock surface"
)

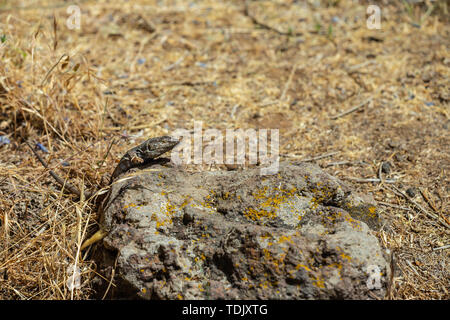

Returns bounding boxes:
[92,162,390,299]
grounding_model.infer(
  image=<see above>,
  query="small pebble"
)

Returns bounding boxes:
[331,16,340,23]
[137,58,146,65]
[405,187,416,198]
[381,161,392,174]
[195,62,207,68]
[183,211,194,225]
[0,136,10,145]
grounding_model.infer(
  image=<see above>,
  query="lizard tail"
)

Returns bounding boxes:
[80,228,108,250]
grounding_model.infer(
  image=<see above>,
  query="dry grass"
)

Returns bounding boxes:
[0,0,448,299]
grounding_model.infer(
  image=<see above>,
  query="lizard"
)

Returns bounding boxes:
[26,136,180,250]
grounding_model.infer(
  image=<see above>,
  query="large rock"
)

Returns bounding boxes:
[92,162,390,299]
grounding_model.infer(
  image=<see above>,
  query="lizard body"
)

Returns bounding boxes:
[26,136,180,250]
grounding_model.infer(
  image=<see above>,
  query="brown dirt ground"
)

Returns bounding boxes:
[0,0,448,299]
